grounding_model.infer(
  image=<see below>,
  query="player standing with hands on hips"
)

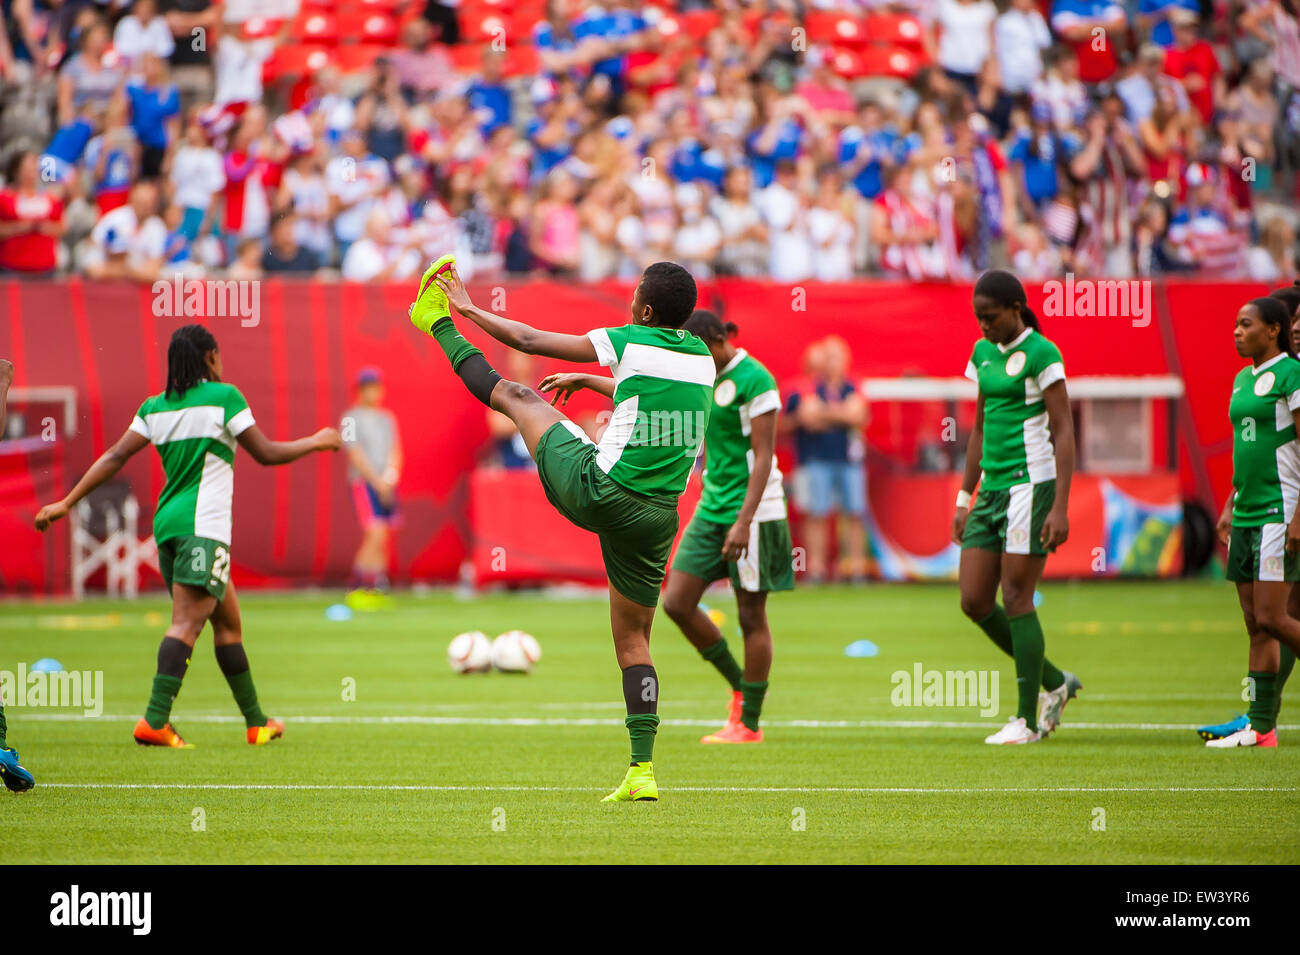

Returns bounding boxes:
[952,270,1082,745]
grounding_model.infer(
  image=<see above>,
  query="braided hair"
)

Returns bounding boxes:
[165,324,219,398]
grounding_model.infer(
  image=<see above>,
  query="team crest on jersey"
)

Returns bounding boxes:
[1254,371,1276,397]
[714,379,737,406]
[1005,351,1027,376]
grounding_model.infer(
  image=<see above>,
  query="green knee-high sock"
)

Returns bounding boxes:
[0,703,7,749]
[1007,611,1046,730]
[1249,671,1278,734]
[739,680,768,731]
[144,637,192,729]
[626,714,660,764]
[1273,646,1295,723]
[700,638,743,692]
[430,317,483,371]
[976,605,1065,691]
[215,645,267,728]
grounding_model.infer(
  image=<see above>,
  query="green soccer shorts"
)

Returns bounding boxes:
[672,513,795,593]
[1226,523,1300,583]
[962,479,1057,556]
[156,535,232,601]
[534,420,680,607]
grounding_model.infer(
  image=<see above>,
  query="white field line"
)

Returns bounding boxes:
[16,713,1300,731]
[35,783,1300,794]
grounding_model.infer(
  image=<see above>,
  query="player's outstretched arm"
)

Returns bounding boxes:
[238,424,341,466]
[537,372,616,406]
[435,265,597,363]
[34,428,150,531]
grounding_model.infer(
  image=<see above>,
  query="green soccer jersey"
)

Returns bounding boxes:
[964,327,1065,490]
[129,380,256,545]
[1229,353,1300,527]
[696,349,786,524]
[586,324,715,498]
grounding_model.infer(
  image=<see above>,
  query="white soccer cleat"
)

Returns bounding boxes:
[1205,726,1270,748]
[1037,671,1082,737]
[984,717,1041,745]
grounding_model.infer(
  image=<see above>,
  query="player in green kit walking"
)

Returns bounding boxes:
[410,256,713,802]
[35,325,341,748]
[1208,297,1300,748]
[662,311,792,744]
[953,270,1081,745]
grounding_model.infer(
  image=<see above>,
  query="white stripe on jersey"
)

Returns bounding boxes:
[610,342,716,388]
[195,451,235,544]
[596,394,640,475]
[1022,410,1056,484]
[138,405,236,448]
[1278,441,1300,523]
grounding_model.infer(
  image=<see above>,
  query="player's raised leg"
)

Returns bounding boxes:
[134,581,212,748]
[603,589,660,802]
[210,582,283,745]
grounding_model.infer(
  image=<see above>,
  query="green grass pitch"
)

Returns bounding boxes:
[2,580,1297,864]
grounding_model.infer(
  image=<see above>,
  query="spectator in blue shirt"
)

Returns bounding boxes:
[125,53,180,178]
[1137,0,1200,47]
[838,100,902,200]
[784,336,870,583]
[747,90,803,188]
[468,49,512,136]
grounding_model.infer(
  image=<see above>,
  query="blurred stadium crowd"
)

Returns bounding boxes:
[0,0,1297,282]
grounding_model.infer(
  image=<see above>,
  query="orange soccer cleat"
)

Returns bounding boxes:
[133,719,193,748]
[247,719,285,745]
[699,690,745,743]
[701,722,764,744]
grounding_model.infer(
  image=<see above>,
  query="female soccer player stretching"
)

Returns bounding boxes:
[35,325,340,747]
[660,310,792,744]
[953,270,1081,745]
[410,256,713,801]
[1208,297,1300,748]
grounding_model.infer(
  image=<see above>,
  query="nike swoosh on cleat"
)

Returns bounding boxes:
[629,786,646,797]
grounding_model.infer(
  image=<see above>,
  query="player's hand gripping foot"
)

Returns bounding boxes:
[984,717,1041,744]
[0,747,35,792]
[247,718,285,746]
[1037,670,1082,736]
[699,689,743,743]
[1205,726,1277,748]
[1198,714,1249,741]
[701,722,764,744]
[133,718,193,748]
[408,254,456,334]
[602,762,658,802]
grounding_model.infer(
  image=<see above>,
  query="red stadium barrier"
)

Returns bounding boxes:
[0,278,1264,594]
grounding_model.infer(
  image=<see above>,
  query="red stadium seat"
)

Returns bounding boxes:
[501,43,538,77]
[858,45,922,80]
[264,43,337,81]
[336,43,389,73]
[301,0,335,9]
[466,11,511,44]
[863,13,926,51]
[449,43,483,72]
[338,10,399,43]
[805,11,868,47]
[294,12,341,44]
[680,9,720,39]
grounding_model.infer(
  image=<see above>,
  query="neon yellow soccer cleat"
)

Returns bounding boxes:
[409,254,456,334]
[601,761,658,802]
